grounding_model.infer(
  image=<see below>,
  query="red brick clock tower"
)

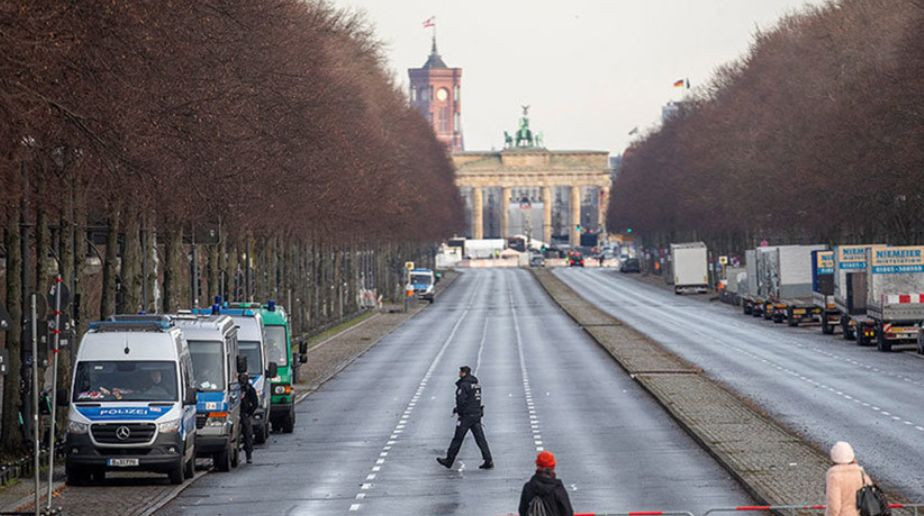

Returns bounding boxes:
[408,37,463,152]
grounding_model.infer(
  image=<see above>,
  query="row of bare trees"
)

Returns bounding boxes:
[0,1,462,451]
[608,0,924,254]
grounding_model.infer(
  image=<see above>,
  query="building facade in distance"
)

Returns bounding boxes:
[453,110,609,247]
[408,37,463,152]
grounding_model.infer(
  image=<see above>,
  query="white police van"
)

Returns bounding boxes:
[411,268,436,303]
[173,314,243,471]
[64,315,197,485]
[195,307,275,444]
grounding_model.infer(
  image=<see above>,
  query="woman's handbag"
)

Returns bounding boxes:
[856,470,891,516]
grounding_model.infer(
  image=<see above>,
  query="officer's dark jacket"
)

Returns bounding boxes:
[454,374,483,417]
[518,471,574,516]
[241,381,259,417]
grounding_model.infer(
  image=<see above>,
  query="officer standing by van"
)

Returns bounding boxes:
[240,372,259,464]
[437,366,493,469]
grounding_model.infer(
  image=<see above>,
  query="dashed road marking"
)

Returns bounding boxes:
[563,270,924,436]
[346,277,482,512]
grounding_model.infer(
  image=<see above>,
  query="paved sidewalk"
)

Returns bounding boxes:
[0,271,459,516]
[532,268,849,507]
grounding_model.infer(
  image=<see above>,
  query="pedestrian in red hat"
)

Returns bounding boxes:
[518,450,574,516]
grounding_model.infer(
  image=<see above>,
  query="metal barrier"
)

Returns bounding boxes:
[704,504,923,516]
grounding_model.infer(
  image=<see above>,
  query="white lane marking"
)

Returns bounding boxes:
[510,285,547,459]
[562,270,924,433]
[347,274,483,512]
[474,312,490,376]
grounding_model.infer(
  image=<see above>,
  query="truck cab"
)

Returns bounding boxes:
[65,315,197,486]
[259,301,300,434]
[173,314,242,471]
[410,268,436,303]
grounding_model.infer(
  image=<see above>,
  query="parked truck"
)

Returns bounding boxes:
[832,244,884,340]
[721,266,746,305]
[857,246,924,351]
[811,250,837,333]
[743,246,788,319]
[741,249,761,315]
[766,245,828,325]
[669,242,709,294]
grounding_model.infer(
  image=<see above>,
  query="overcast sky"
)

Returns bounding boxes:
[332,0,825,155]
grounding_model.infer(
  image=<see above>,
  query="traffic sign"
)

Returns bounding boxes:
[404,261,415,271]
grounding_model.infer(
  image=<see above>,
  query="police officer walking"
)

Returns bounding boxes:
[239,372,259,464]
[437,366,493,469]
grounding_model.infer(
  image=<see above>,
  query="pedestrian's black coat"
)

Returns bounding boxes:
[241,381,259,417]
[518,472,574,516]
[454,374,483,417]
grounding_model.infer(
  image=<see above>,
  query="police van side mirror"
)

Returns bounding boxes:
[236,355,248,374]
[56,388,69,407]
[297,338,308,363]
[184,388,197,406]
[266,362,278,378]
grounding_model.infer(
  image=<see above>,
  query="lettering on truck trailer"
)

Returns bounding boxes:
[816,251,834,274]
[839,245,870,269]
[871,247,924,274]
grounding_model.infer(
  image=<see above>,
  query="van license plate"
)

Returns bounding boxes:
[107,458,139,467]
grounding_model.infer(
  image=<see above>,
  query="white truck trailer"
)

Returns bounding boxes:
[766,244,828,325]
[856,246,924,351]
[669,242,709,294]
[832,244,884,340]
[721,266,746,305]
[741,249,760,315]
[744,245,795,319]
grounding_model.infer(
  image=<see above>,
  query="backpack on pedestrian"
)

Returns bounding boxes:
[527,494,551,516]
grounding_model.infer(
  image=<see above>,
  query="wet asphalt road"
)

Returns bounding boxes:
[159,269,749,515]
[556,268,924,500]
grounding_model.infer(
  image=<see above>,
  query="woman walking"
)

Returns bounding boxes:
[825,441,875,516]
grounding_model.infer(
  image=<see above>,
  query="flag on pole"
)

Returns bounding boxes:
[672,78,686,88]
[423,16,435,29]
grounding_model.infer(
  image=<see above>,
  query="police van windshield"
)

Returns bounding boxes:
[73,361,178,402]
[411,273,432,285]
[188,340,226,391]
[263,326,288,367]
[239,341,263,375]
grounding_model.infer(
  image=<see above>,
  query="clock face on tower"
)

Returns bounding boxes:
[436,87,449,101]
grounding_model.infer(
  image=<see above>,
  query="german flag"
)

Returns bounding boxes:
[673,78,686,88]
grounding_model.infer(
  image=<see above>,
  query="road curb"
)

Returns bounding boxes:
[530,268,845,507]
[137,470,208,516]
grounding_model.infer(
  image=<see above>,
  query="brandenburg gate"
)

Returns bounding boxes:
[452,108,611,247]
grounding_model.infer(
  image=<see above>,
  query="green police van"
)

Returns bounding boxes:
[259,301,299,433]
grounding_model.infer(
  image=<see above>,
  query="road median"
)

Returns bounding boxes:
[532,268,834,507]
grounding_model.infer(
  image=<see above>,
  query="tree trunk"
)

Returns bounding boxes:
[162,227,183,314]
[121,210,142,314]
[2,217,24,451]
[99,208,121,318]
